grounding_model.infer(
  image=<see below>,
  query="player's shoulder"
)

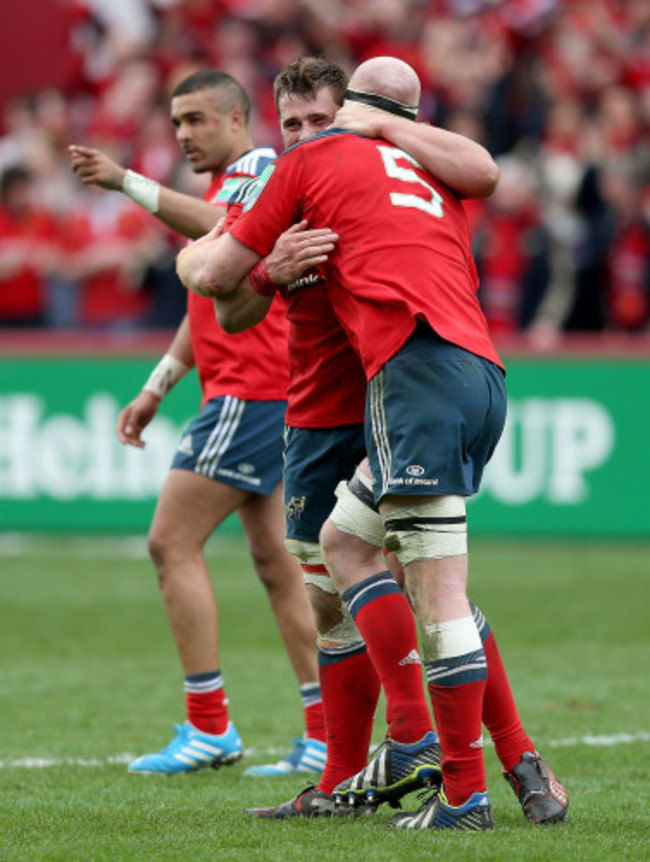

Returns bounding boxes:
[226,147,277,179]
[283,128,360,157]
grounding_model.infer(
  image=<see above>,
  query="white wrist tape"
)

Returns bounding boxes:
[122,169,161,213]
[143,354,190,398]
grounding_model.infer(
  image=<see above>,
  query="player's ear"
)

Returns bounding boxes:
[229,107,246,132]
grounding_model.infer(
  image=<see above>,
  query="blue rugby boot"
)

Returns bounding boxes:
[390,789,494,831]
[128,720,243,775]
[244,736,327,777]
[332,731,442,810]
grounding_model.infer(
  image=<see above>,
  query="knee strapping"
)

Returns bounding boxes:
[317,603,362,646]
[303,571,339,595]
[383,496,467,565]
[301,564,362,646]
[329,467,385,547]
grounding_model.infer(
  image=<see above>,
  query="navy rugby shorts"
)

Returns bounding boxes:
[171,395,286,496]
[365,326,507,503]
[283,423,366,543]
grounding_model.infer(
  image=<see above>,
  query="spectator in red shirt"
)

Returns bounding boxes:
[0,165,61,327]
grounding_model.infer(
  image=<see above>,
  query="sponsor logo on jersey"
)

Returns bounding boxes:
[237,463,255,475]
[287,271,326,293]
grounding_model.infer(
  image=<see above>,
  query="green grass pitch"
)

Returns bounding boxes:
[0,535,648,860]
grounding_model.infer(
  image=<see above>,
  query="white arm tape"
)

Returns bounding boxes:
[122,169,161,213]
[143,354,190,398]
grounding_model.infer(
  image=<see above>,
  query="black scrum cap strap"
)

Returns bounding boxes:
[345,88,417,120]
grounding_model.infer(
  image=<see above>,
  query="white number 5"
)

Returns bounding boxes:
[377,145,444,218]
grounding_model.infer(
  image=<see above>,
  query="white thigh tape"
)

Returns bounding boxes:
[329,471,385,548]
[284,538,323,566]
[383,496,467,565]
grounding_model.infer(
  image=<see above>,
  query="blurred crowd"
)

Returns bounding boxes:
[1,0,649,339]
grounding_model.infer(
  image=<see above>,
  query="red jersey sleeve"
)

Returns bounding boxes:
[188,151,290,406]
[229,156,303,257]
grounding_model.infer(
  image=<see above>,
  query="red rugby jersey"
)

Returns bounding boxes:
[279,272,367,428]
[230,131,504,380]
[186,147,290,406]
[226,199,367,428]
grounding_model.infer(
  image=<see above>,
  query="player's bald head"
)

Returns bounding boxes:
[349,57,420,108]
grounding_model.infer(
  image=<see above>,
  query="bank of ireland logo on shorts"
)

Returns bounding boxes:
[286,495,306,520]
[398,464,439,487]
[406,464,425,477]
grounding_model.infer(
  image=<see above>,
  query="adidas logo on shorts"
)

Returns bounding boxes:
[177,434,194,456]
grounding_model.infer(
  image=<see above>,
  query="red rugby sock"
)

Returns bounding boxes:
[344,574,432,743]
[184,671,229,735]
[318,648,380,793]
[428,679,487,806]
[483,632,535,772]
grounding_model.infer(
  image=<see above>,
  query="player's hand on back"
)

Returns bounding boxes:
[266,220,338,285]
[116,391,161,449]
[333,103,384,138]
[68,145,127,191]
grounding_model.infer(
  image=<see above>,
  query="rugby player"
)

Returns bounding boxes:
[70,70,327,776]
[179,57,566,824]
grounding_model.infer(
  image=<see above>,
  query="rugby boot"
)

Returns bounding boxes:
[390,789,494,831]
[332,731,442,810]
[128,721,243,774]
[244,736,327,777]
[503,751,569,824]
[245,785,337,819]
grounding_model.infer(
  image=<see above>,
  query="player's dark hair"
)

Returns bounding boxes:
[273,57,349,112]
[171,70,251,122]
[1,164,31,198]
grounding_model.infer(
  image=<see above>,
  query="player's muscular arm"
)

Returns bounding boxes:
[69,145,222,239]
[116,316,195,448]
[213,286,272,333]
[177,232,261,297]
[177,221,338,299]
[333,105,499,200]
[165,315,196,368]
[215,221,338,333]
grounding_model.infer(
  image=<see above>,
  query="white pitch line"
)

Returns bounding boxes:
[1,733,649,770]
[545,731,650,748]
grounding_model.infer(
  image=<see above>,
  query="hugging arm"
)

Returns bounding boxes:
[177,220,338,333]
[334,104,499,199]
